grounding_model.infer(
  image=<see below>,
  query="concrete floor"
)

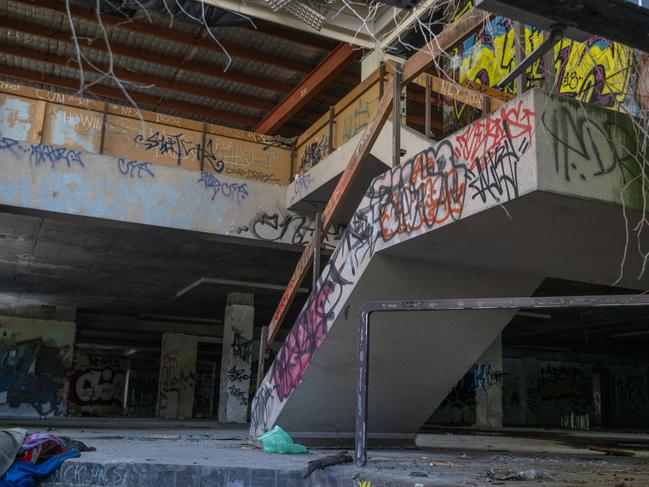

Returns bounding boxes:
[5,422,645,486]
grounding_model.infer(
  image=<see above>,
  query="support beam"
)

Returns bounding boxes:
[254,43,359,134]
[266,8,490,341]
[0,66,259,127]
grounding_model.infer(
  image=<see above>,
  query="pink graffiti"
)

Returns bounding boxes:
[272,281,332,401]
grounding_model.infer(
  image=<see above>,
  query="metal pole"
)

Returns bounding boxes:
[256,326,268,391]
[379,62,386,99]
[544,30,557,94]
[122,358,132,416]
[392,62,402,167]
[497,25,563,91]
[200,122,207,171]
[355,309,370,467]
[313,212,322,289]
[514,22,527,95]
[327,107,335,154]
[99,102,108,155]
[425,74,431,139]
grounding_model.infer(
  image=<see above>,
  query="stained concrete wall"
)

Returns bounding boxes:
[0,315,75,417]
[0,138,340,251]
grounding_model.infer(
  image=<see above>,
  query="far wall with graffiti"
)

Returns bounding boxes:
[0,315,75,417]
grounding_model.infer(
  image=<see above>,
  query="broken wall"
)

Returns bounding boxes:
[0,315,75,417]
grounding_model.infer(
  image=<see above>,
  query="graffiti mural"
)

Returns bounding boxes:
[448,1,636,132]
[68,353,126,416]
[0,339,69,416]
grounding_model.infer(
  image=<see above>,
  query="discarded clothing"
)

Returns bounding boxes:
[0,432,92,487]
[0,449,79,487]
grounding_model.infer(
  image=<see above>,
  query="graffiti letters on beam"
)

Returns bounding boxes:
[299,135,329,174]
[117,158,155,178]
[250,96,536,435]
[541,105,643,186]
[134,131,223,171]
[0,339,69,416]
[0,137,85,168]
[198,172,249,203]
[234,211,345,250]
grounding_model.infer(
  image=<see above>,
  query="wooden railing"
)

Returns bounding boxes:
[0,82,292,184]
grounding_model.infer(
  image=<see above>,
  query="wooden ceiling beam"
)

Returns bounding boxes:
[0,42,273,112]
[0,65,259,127]
[12,0,317,73]
[255,43,360,134]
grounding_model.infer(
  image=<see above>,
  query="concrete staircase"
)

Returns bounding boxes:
[250,88,649,442]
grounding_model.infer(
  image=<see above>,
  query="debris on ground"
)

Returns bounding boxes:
[486,468,558,481]
[430,460,453,467]
[0,430,95,487]
[303,451,352,477]
[256,426,308,454]
[588,445,636,457]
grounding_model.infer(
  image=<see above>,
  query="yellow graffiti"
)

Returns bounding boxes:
[357,481,374,487]
[554,39,633,110]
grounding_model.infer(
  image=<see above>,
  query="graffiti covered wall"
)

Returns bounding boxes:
[445,1,642,132]
[0,315,75,417]
[68,352,127,416]
[0,82,291,184]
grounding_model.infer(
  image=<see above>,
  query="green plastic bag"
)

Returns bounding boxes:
[257,426,308,454]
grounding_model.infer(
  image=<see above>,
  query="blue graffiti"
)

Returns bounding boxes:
[117,158,155,178]
[0,137,22,156]
[198,172,248,203]
[28,144,84,168]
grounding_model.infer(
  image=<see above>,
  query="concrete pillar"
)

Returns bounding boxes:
[475,335,504,428]
[218,293,254,423]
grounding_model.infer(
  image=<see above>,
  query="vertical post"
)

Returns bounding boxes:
[543,30,557,94]
[425,74,432,139]
[514,22,527,95]
[379,62,386,99]
[122,358,132,416]
[209,361,217,417]
[355,310,370,467]
[256,326,268,391]
[290,144,296,182]
[327,106,335,154]
[313,212,322,289]
[392,62,402,167]
[200,122,207,171]
[99,102,108,155]
[219,293,255,423]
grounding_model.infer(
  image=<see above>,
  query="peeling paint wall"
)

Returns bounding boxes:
[0,315,75,417]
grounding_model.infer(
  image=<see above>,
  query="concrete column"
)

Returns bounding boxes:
[475,334,504,428]
[218,293,254,423]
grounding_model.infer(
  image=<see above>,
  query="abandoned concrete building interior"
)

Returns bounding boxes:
[0,0,649,484]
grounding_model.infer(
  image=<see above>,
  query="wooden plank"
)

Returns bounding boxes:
[267,8,489,341]
[0,92,45,143]
[254,43,360,134]
[41,103,102,153]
